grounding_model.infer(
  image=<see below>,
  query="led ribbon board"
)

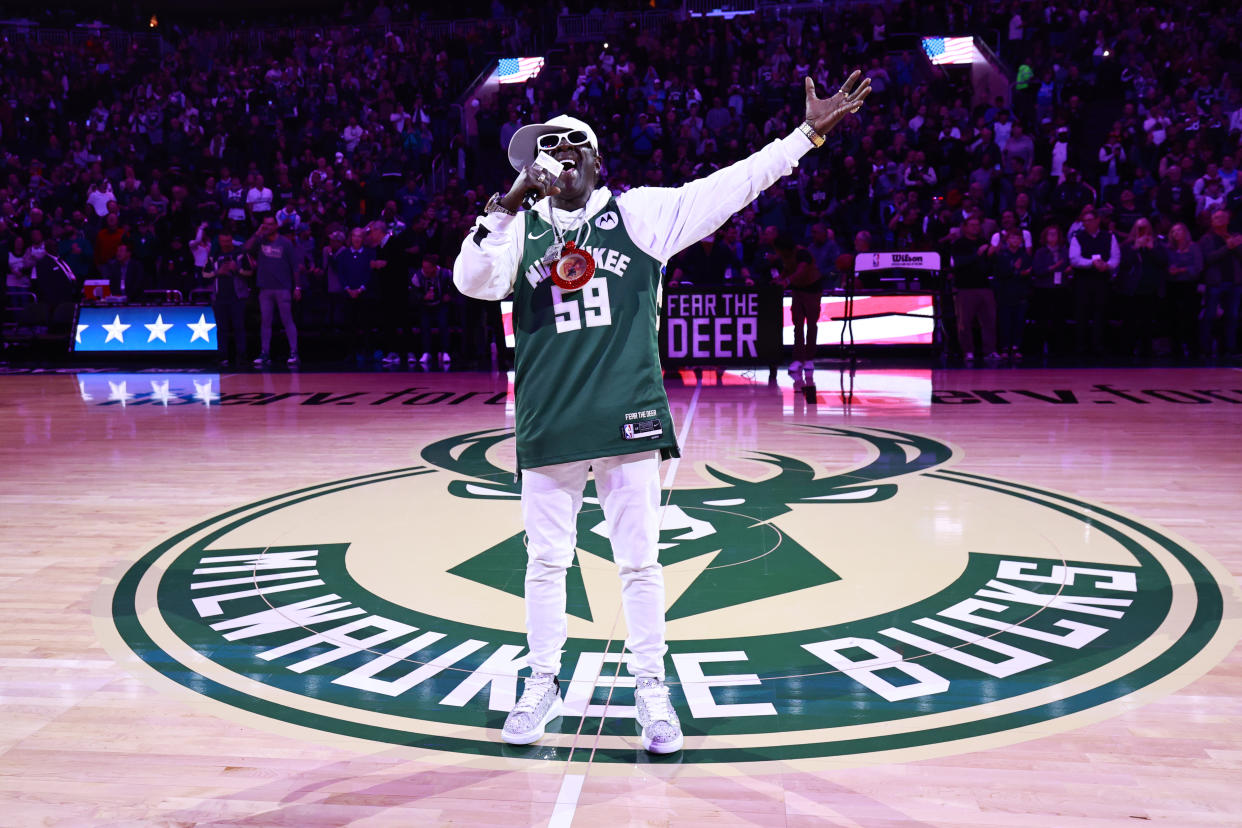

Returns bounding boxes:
[922,36,980,65]
[495,57,545,84]
[74,305,218,352]
[783,294,936,346]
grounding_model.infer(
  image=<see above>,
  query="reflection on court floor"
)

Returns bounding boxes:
[4,366,1241,825]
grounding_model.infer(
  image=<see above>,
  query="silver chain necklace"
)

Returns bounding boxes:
[541,202,587,265]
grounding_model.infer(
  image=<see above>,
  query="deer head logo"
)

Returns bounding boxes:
[420,425,954,621]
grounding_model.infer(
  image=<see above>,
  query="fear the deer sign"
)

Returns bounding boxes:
[106,424,1240,766]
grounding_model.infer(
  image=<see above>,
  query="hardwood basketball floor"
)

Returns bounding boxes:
[1,364,1240,826]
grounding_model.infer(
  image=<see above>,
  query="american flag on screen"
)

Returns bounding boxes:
[496,57,545,84]
[922,36,979,65]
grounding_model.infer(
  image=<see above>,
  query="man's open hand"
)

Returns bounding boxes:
[805,71,872,136]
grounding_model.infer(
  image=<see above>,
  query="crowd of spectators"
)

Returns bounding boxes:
[483,0,1242,361]
[3,0,1242,366]
[0,9,520,365]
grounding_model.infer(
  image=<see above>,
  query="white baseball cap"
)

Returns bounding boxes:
[506,115,599,173]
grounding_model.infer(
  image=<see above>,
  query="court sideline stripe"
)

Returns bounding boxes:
[547,773,585,828]
[546,378,703,828]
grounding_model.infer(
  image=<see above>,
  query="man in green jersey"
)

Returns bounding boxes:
[454,72,870,754]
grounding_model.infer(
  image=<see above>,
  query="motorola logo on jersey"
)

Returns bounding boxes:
[103,426,1241,767]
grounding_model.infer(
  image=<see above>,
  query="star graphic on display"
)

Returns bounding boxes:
[108,380,134,404]
[150,379,173,405]
[193,379,218,405]
[145,314,174,343]
[187,314,217,343]
[75,324,90,344]
[102,314,131,344]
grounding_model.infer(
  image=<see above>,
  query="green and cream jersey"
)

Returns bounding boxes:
[508,197,676,470]
[454,128,816,471]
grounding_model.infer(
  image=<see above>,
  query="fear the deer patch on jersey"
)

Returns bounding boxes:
[103,426,1241,767]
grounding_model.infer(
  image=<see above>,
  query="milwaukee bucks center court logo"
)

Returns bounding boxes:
[102,426,1241,767]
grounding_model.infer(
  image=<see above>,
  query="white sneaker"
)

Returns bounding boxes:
[635,677,683,754]
[382,351,400,364]
[502,673,562,745]
[963,351,975,362]
[440,351,452,364]
[787,360,803,373]
[419,352,431,364]
[406,352,418,363]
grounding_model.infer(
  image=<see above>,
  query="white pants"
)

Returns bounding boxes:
[521,451,667,680]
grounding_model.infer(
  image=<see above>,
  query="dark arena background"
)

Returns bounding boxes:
[2,1,1241,825]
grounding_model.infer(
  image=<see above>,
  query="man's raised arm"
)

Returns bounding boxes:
[619,72,870,263]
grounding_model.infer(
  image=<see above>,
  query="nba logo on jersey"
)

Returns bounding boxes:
[595,211,619,230]
[872,253,881,267]
[622,423,635,438]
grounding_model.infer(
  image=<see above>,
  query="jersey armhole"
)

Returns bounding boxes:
[614,192,670,268]
[519,209,528,246]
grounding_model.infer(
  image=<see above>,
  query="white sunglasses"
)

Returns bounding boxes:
[536,129,592,151]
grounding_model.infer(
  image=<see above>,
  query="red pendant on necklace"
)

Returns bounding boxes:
[551,241,596,291]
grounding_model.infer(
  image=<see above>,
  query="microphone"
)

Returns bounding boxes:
[524,152,565,208]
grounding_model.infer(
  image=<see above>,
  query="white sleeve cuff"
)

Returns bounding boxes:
[480,211,519,233]
[780,128,816,165]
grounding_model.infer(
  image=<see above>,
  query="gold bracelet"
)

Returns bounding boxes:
[799,120,826,148]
